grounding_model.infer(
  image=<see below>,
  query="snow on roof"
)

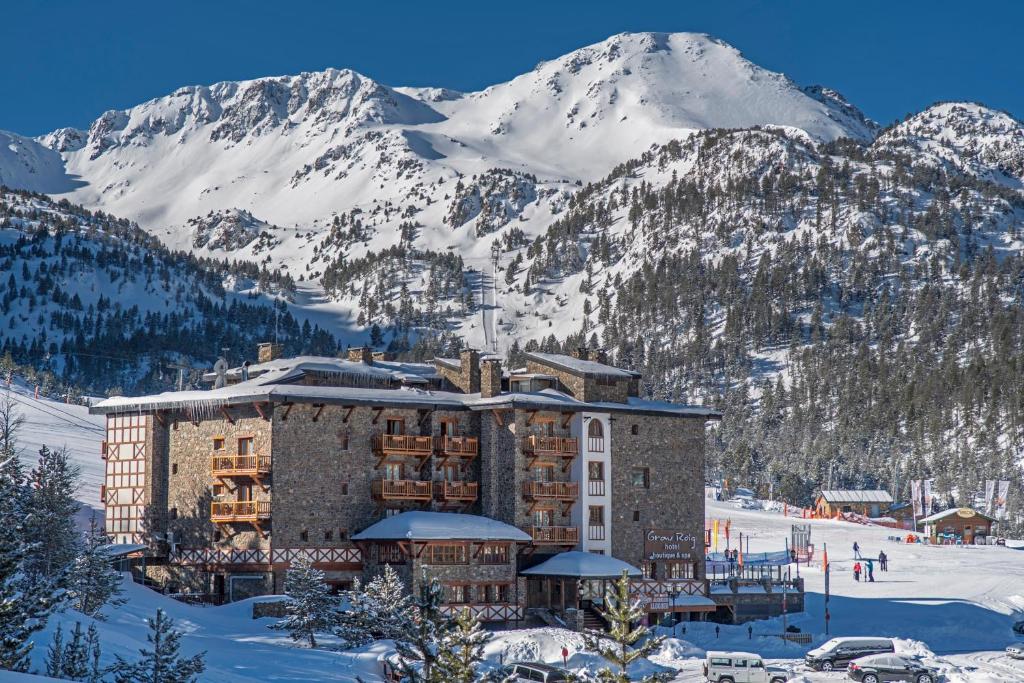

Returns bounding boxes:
[818,490,893,504]
[351,511,531,542]
[919,507,996,524]
[664,594,717,609]
[205,355,438,385]
[588,397,722,418]
[433,357,461,370]
[519,551,642,578]
[100,543,147,557]
[524,352,641,378]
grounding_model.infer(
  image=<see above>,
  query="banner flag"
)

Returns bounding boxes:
[985,480,996,515]
[996,480,1010,520]
[911,480,922,518]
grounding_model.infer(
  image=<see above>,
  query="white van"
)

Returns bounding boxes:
[704,651,789,683]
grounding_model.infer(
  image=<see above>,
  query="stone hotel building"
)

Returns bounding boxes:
[92,344,720,624]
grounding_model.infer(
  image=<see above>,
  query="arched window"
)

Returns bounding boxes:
[587,420,604,451]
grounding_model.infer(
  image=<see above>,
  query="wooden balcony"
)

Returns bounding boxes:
[210,501,271,527]
[372,478,433,502]
[211,454,271,479]
[529,526,579,546]
[523,480,578,514]
[372,434,434,469]
[435,436,479,458]
[434,480,479,504]
[522,435,578,471]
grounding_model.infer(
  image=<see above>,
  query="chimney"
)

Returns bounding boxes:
[257,342,283,363]
[480,357,502,398]
[347,346,373,365]
[570,346,588,360]
[372,351,395,362]
[587,348,608,365]
[460,348,481,394]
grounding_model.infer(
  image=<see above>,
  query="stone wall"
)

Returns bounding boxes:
[523,359,631,403]
[166,404,271,553]
[609,414,706,576]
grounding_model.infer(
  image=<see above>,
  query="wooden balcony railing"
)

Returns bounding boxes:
[522,435,579,456]
[529,526,579,545]
[372,479,433,501]
[435,436,479,458]
[211,454,271,478]
[210,500,271,523]
[434,480,479,502]
[372,434,434,456]
[523,481,578,501]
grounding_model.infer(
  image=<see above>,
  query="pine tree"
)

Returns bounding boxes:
[434,607,490,683]
[0,450,50,671]
[395,575,454,682]
[24,445,82,589]
[270,556,337,648]
[45,621,95,681]
[45,622,66,678]
[112,609,205,683]
[337,564,412,646]
[69,516,126,618]
[582,571,670,683]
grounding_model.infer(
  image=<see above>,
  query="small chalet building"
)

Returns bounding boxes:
[919,508,997,544]
[814,490,893,519]
[91,345,720,625]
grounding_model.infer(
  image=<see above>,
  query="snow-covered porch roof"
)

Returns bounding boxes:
[519,551,641,579]
[351,511,531,542]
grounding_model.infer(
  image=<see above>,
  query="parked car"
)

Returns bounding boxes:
[490,662,570,682]
[847,654,937,683]
[703,651,789,683]
[805,637,895,672]
[1007,644,1024,660]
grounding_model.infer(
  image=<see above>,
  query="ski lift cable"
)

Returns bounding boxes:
[5,390,105,434]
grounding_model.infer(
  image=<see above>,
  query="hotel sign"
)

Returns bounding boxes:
[644,529,698,561]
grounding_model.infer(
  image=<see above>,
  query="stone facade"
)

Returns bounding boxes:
[609,413,707,577]
[523,359,635,403]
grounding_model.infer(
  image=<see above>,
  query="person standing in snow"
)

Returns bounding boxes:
[853,562,862,582]
[878,551,888,571]
[866,559,875,582]
[853,541,861,559]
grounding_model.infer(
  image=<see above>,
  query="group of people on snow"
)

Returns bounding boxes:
[851,542,888,582]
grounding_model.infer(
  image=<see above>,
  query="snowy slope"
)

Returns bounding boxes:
[4,379,104,511]
[0,130,80,194]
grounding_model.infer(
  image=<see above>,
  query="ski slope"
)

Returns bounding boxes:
[4,379,105,516]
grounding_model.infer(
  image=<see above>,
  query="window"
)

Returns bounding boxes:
[666,562,694,579]
[480,544,509,564]
[300,530,309,542]
[588,506,604,526]
[238,437,254,455]
[587,420,604,451]
[427,545,467,565]
[534,509,554,527]
[324,530,333,541]
[337,430,350,451]
[212,437,225,451]
[445,584,468,604]
[341,483,349,495]
[587,461,606,496]
[338,529,348,541]
[378,543,404,564]
[169,507,178,520]
[385,508,400,518]
[237,483,253,502]
[631,467,650,488]
[633,510,640,522]
[537,418,555,436]
[212,483,225,497]
[483,584,510,603]
[213,530,221,542]
[171,463,178,475]
[385,418,404,435]
[631,424,639,435]
[384,464,403,481]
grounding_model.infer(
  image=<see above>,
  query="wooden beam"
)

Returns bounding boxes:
[560,412,573,429]
[281,403,294,421]
[491,409,505,427]
[253,402,269,421]
[526,410,537,426]
[221,406,234,424]
[418,409,433,427]
[311,404,325,422]
[342,406,354,423]
[372,408,384,425]
[154,411,166,428]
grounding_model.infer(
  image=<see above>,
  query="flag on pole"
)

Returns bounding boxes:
[923,479,934,514]
[985,480,996,515]
[996,481,1010,520]
[712,519,720,553]
[911,480,922,518]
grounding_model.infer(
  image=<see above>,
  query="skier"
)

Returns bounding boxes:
[878,550,888,571]
[853,562,862,582]
[866,559,875,582]
[853,541,861,559]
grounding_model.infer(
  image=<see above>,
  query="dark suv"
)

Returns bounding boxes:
[847,654,937,683]
[805,638,895,672]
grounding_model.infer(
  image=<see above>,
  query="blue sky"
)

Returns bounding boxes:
[3,0,1022,136]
